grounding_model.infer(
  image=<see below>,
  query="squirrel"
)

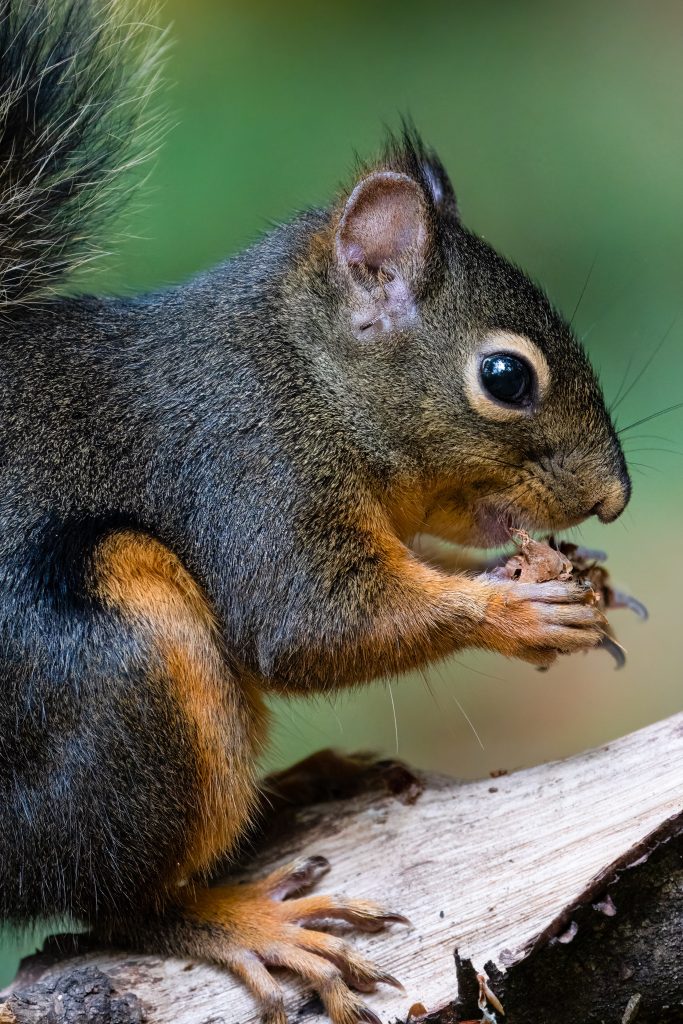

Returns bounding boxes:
[0,2,631,1022]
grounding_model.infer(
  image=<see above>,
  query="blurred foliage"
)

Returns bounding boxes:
[2,0,682,986]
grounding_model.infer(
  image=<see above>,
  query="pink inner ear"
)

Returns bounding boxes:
[337,171,427,273]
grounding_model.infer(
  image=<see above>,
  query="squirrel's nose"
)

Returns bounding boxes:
[588,474,631,523]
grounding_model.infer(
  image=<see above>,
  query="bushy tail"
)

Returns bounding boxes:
[0,0,164,308]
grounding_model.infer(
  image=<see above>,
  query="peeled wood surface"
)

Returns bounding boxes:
[5,714,683,1023]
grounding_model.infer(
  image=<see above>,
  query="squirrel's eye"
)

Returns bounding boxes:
[480,353,533,405]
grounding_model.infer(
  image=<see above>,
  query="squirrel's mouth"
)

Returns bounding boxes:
[475,500,590,548]
[475,504,537,547]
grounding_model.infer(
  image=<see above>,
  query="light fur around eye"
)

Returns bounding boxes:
[463,331,550,421]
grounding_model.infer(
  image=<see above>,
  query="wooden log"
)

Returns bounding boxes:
[2,714,682,1024]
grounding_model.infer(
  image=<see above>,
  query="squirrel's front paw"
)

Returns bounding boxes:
[476,578,607,667]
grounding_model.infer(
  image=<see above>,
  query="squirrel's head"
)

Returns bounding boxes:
[317,127,630,548]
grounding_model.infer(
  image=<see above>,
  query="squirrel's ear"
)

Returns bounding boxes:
[335,171,429,339]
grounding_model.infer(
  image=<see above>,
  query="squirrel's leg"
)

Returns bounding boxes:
[262,749,421,811]
[93,531,403,1024]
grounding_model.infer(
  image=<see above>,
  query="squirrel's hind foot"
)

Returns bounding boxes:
[131,855,406,1024]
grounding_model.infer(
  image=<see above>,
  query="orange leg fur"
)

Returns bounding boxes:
[95,530,268,882]
[94,532,405,1023]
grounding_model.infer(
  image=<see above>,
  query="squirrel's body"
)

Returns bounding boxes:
[0,2,631,1020]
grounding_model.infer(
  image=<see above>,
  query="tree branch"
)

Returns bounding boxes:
[2,714,682,1024]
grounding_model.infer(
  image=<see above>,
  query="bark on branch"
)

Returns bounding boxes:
[2,714,682,1024]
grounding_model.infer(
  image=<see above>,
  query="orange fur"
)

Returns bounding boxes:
[337,499,603,673]
[95,531,268,882]
[184,880,287,942]
[180,868,398,1021]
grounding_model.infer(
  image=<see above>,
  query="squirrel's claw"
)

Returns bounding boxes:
[263,854,331,900]
[598,633,628,670]
[281,890,410,934]
[607,588,649,621]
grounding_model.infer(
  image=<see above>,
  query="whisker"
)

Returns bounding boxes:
[448,690,485,751]
[483,479,530,501]
[499,477,539,511]
[569,250,599,327]
[420,667,484,751]
[624,447,683,456]
[609,352,634,413]
[622,432,676,444]
[450,657,505,683]
[464,453,529,473]
[618,400,683,434]
[610,316,678,414]
[387,682,399,755]
[418,668,458,744]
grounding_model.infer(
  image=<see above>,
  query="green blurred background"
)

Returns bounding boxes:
[2,0,683,986]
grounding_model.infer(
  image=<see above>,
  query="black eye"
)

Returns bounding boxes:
[480,353,533,405]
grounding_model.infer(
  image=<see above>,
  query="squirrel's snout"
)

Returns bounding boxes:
[588,473,631,523]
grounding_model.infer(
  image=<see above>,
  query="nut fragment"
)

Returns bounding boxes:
[494,530,647,669]
[495,530,573,584]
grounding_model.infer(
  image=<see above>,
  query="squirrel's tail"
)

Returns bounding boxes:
[0,0,164,308]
